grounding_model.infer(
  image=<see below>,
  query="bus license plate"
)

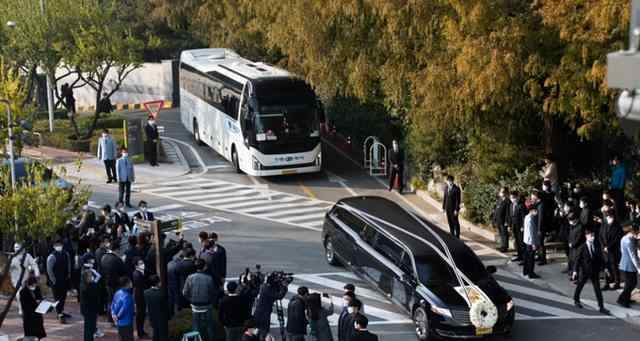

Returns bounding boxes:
[476,327,492,336]
[282,170,297,175]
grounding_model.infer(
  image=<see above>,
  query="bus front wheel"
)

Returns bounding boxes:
[193,120,203,145]
[231,147,241,174]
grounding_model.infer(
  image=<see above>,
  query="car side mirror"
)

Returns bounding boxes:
[486,265,497,274]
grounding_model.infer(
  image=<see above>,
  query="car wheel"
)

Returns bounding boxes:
[231,147,241,174]
[325,237,340,266]
[413,307,431,341]
[193,120,203,145]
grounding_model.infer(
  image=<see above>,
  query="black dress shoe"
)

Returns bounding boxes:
[601,286,611,291]
[574,301,583,309]
[599,307,610,314]
[537,261,547,266]
[528,273,541,279]
[106,180,112,184]
[612,284,621,290]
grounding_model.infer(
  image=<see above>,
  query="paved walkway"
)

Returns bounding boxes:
[1,294,120,341]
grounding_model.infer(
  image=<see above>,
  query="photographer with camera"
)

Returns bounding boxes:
[219,281,253,341]
[253,271,293,340]
[286,286,309,341]
[307,292,334,341]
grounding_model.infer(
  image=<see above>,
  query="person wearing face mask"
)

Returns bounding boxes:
[507,192,526,263]
[81,268,103,341]
[617,225,640,307]
[600,210,623,291]
[241,318,260,341]
[540,153,559,194]
[493,187,510,252]
[537,180,556,266]
[566,213,585,279]
[111,277,135,341]
[609,155,627,221]
[132,258,150,339]
[101,241,127,324]
[523,206,540,279]
[338,298,362,341]
[20,276,46,341]
[442,174,462,238]
[114,201,132,229]
[116,147,135,208]
[387,140,404,193]
[97,128,118,184]
[572,228,609,314]
[10,242,40,316]
[145,115,160,167]
[144,275,169,341]
[578,197,593,231]
[133,200,154,222]
[47,240,72,322]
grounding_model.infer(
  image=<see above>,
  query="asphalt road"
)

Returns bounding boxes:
[86,108,640,341]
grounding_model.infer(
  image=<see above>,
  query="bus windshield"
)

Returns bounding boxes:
[255,105,319,140]
[253,78,320,140]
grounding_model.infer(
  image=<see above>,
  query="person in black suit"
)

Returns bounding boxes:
[507,191,526,262]
[133,200,154,222]
[572,228,609,314]
[144,275,169,341]
[566,213,585,278]
[351,314,378,341]
[145,116,160,167]
[493,187,510,252]
[338,298,362,341]
[600,209,624,291]
[442,175,462,238]
[132,258,150,338]
[388,140,404,193]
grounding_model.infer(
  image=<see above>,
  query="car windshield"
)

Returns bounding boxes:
[415,250,489,286]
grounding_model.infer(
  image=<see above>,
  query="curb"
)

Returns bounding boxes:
[161,137,190,176]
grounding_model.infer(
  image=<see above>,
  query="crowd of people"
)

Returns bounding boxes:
[486,154,640,313]
[9,198,380,341]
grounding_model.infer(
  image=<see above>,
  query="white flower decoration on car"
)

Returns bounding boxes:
[469,299,498,329]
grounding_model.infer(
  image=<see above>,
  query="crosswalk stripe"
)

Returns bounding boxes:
[173,185,248,199]
[148,204,184,213]
[284,213,328,223]
[203,195,276,209]
[183,189,262,203]
[287,282,408,322]
[242,201,323,214]
[215,196,296,210]
[146,181,226,193]
[145,178,208,187]
[262,206,329,218]
[295,274,388,302]
[511,297,584,318]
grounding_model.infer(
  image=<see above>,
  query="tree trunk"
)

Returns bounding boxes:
[83,85,103,140]
[0,249,27,329]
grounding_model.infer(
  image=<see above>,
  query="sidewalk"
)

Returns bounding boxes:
[22,137,190,186]
[1,294,119,341]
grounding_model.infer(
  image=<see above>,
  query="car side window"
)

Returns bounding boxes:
[399,252,414,274]
[334,208,366,235]
[361,225,377,245]
[373,234,403,265]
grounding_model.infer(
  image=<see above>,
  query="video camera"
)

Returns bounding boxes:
[265,271,294,300]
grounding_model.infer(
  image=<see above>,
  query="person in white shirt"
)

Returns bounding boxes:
[523,206,540,279]
[10,242,40,315]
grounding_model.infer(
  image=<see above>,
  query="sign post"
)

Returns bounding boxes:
[143,100,165,120]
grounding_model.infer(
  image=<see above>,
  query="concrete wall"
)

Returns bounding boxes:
[54,60,176,112]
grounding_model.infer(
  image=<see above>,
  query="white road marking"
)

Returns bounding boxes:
[148,204,184,213]
[262,206,329,218]
[284,213,328,223]
[326,170,358,196]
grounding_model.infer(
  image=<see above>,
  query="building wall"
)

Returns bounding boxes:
[54,60,176,112]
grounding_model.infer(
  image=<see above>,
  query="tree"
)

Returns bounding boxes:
[0,160,91,328]
[64,1,144,139]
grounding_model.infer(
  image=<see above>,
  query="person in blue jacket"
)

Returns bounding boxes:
[111,276,135,341]
[610,155,627,220]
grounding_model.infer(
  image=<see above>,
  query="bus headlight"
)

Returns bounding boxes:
[252,156,263,170]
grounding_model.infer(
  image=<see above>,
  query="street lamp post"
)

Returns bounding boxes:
[0,99,16,191]
[38,0,54,132]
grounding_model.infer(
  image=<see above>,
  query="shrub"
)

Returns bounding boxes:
[168,309,193,341]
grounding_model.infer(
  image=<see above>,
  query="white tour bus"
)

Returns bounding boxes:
[179,48,324,176]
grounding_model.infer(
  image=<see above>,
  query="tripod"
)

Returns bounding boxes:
[275,299,286,341]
